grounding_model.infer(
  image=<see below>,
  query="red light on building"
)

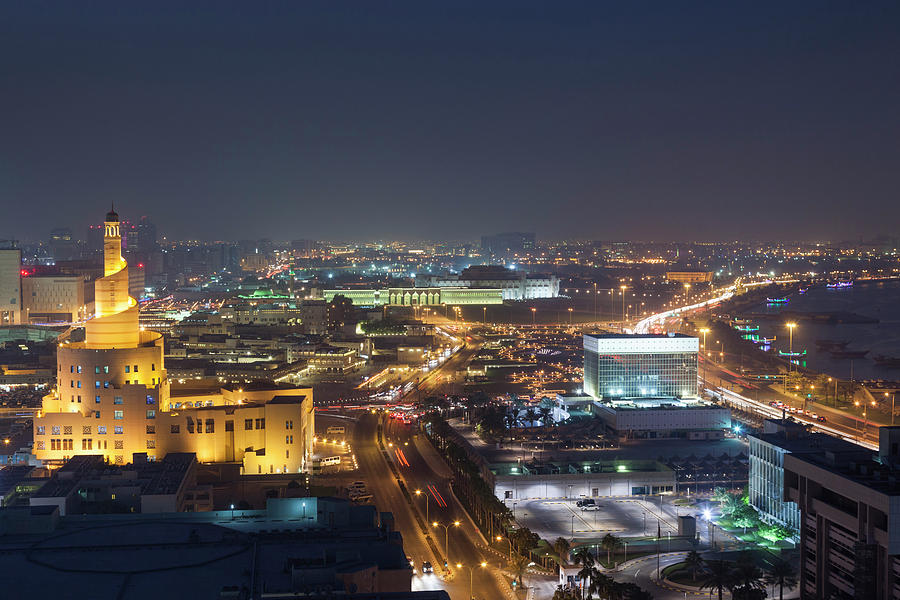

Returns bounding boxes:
[20,269,29,277]
[137,263,144,268]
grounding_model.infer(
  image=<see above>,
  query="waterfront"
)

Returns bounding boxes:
[743,280,900,382]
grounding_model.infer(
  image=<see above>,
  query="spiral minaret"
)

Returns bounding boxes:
[85,206,139,348]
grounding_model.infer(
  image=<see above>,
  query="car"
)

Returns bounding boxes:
[421,561,433,574]
[576,499,596,508]
[816,415,827,422]
[581,503,601,511]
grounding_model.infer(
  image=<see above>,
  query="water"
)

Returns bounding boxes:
[744,280,900,381]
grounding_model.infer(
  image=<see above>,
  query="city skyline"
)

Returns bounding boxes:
[3,2,900,242]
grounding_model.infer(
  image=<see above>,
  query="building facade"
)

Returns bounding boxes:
[583,333,699,400]
[34,209,314,474]
[21,275,86,323]
[417,265,559,300]
[323,287,503,307]
[0,248,21,325]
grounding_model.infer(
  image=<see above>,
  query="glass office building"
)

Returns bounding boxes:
[583,334,699,399]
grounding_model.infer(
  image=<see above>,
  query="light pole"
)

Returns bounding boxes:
[568,307,573,327]
[415,489,429,522]
[620,285,627,321]
[457,562,487,599]
[699,328,710,387]
[786,322,797,371]
[433,520,460,564]
[483,306,487,324]
[531,307,536,327]
[887,392,895,425]
[497,535,513,560]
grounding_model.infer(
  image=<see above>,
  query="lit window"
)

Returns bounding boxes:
[114,396,123,404]
[146,395,155,405]
[77,381,81,389]
[95,381,101,389]
[98,426,107,434]
[133,365,138,372]
[125,365,130,373]
[52,426,60,435]
[95,366,101,374]
[114,410,124,420]
[104,366,109,374]
[95,411,100,419]
[95,395,101,403]
[36,426,45,435]
[103,381,109,388]
[70,366,74,373]
[114,426,123,434]
[146,410,156,419]
[76,366,82,374]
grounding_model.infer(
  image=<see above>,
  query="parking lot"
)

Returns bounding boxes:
[511,495,688,544]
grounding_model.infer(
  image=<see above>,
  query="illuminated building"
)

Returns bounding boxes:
[0,247,22,325]
[417,265,559,300]
[665,271,713,283]
[323,287,503,307]
[21,275,86,323]
[34,209,314,473]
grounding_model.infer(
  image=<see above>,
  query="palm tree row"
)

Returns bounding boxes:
[694,551,798,600]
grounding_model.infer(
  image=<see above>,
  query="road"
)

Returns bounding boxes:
[350,333,514,600]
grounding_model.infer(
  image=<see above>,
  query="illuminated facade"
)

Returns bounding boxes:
[34,209,314,473]
[323,287,503,306]
[583,333,699,399]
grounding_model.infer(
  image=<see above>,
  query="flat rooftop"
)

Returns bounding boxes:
[491,458,672,477]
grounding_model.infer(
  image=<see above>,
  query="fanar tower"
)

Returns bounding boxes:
[35,208,313,473]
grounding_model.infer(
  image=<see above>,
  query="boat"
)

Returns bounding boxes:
[778,349,807,357]
[873,355,900,368]
[826,280,854,289]
[798,287,808,294]
[734,325,760,332]
[829,349,869,359]
[815,339,850,349]
[766,297,789,304]
[757,336,776,344]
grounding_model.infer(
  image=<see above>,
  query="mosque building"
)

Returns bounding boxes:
[33,208,314,473]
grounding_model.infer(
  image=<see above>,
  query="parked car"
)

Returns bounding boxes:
[581,503,601,511]
[576,499,596,508]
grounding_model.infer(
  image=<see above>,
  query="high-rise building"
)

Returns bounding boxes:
[34,209,314,473]
[784,427,900,599]
[48,227,78,261]
[583,333,699,400]
[134,215,158,253]
[0,247,22,325]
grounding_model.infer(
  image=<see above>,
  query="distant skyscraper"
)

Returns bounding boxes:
[480,232,536,256]
[0,246,22,325]
[134,216,158,253]
[49,227,78,261]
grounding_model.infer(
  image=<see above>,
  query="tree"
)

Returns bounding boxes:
[700,560,737,600]
[712,487,731,503]
[600,533,621,566]
[539,405,554,430]
[572,547,595,600]
[553,537,572,565]
[587,571,613,600]
[764,558,798,600]
[524,407,539,430]
[720,493,744,517]
[553,586,580,600]
[511,553,530,588]
[732,504,761,532]
[509,527,540,555]
[731,553,765,600]
[685,550,705,582]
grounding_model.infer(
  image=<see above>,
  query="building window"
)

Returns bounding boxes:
[36,426,45,435]
[104,366,109,374]
[114,455,124,465]
[82,426,91,435]
[95,395,101,403]
[286,450,290,459]
[114,426,123,435]
[77,380,82,388]
[225,420,234,432]
[205,420,215,433]
[98,426,107,435]
[77,395,81,403]
[103,381,109,388]
[36,441,45,450]
[95,411,100,419]
[255,418,265,430]
[95,366,100,374]
[76,365,82,374]
[114,440,124,449]
[151,363,156,371]
[95,381,101,388]
[244,419,253,430]
[114,396,123,404]
[81,439,92,450]
[146,410,156,419]
[51,426,60,435]
[171,424,180,434]
[146,395,155,405]
[70,366,74,373]
[63,426,72,435]
[70,381,74,388]
[133,365,138,372]
[114,410,124,420]
[125,365,130,373]
[63,439,73,450]
[146,439,156,449]
[146,425,155,434]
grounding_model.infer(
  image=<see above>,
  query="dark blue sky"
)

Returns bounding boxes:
[2,2,899,242]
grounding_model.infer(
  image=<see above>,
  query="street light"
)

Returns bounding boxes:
[496,535,513,560]
[568,307,573,327]
[531,307,536,327]
[415,489,429,522]
[887,392,896,426]
[699,328,710,386]
[433,521,460,564]
[457,562,487,599]
[620,285,627,321]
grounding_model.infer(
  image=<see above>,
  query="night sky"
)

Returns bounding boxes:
[2,2,899,243]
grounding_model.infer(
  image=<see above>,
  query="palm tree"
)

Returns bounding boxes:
[732,552,764,599]
[511,553,530,588]
[720,493,744,517]
[765,558,798,600]
[524,407,539,430]
[684,549,705,582]
[600,533,621,566]
[553,536,572,565]
[700,559,736,600]
[539,405,554,429]
[572,547,595,600]
[587,571,613,600]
